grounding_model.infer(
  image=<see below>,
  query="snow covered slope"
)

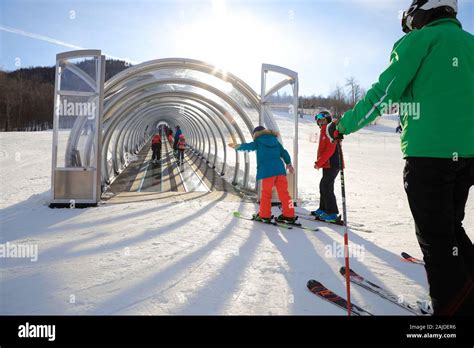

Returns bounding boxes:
[1,117,473,315]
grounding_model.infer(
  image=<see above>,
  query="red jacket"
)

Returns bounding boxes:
[316,124,341,169]
[152,134,161,145]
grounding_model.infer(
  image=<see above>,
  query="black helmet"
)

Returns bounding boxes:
[253,125,266,134]
[315,111,332,123]
[402,0,457,33]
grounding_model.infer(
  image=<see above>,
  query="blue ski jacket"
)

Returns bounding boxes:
[236,129,291,180]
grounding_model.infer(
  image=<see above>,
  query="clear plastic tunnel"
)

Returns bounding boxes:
[101,58,280,193]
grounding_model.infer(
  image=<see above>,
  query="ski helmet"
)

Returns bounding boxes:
[315,111,332,123]
[402,0,457,33]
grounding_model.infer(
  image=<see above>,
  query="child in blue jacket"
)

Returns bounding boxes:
[229,126,296,224]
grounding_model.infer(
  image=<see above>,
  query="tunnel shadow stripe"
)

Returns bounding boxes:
[89,197,243,314]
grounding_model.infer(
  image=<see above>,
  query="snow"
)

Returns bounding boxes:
[1,117,473,315]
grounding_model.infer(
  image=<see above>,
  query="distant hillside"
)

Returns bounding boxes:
[0,59,132,131]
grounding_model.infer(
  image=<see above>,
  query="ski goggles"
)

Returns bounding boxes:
[401,11,413,33]
[315,113,326,120]
[401,3,419,33]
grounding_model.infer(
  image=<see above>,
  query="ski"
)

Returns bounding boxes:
[295,214,372,233]
[276,218,319,232]
[401,252,425,265]
[289,224,319,232]
[233,212,292,229]
[307,279,372,316]
[277,206,344,224]
[233,212,319,231]
[287,208,366,227]
[339,266,425,315]
[298,214,344,226]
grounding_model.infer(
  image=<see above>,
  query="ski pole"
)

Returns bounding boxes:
[337,141,351,316]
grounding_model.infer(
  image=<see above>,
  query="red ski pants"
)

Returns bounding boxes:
[259,175,295,219]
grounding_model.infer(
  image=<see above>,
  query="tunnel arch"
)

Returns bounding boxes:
[101,58,281,193]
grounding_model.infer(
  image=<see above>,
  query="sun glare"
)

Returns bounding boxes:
[174,0,274,84]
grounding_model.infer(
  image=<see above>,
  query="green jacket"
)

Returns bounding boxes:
[337,18,474,158]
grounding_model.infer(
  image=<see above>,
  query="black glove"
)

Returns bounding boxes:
[326,121,344,143]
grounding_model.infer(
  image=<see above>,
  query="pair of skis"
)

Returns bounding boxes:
[339,266,427,315]
[278,206,372,233]
[308,263,430,316]
[276,206,345,226]
[298,213,344,226]
[294,213,373,233]
[233,212,319,232]
[307,279,372,316]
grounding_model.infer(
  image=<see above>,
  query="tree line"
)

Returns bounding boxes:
[299,76,366,117]
[0,59,131,131]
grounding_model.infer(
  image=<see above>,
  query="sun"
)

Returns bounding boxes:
[211,0,227,17]
[173,0,273,82]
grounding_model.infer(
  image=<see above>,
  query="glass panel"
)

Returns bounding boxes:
[265,83,295,153]
[59,57,98,93]
[55,94,98,168]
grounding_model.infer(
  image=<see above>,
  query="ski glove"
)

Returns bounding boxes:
[326,121,343,143]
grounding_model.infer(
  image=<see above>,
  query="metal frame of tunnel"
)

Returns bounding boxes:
[50,51,299,206]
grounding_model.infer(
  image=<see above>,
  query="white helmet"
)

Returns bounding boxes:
[402,0,458,33]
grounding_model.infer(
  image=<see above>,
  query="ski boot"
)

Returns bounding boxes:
[310,209,325,218]
[416,299,433,315]
[318,212,341,223]
[275,214,301,226]
[252,213,273,224]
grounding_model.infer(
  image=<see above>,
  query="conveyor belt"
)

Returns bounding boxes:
[102,137,243,204]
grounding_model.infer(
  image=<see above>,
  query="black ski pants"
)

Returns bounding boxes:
[404,157,474,315]
[319,166,340,215]
[152,143,161,161]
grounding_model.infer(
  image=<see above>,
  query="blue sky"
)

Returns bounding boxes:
[1,0,473,96]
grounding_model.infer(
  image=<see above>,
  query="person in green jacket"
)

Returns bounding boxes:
[327,0,474,315]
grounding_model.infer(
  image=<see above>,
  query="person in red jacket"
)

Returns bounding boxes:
[151,132,162,164]
[311,111,342,223]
